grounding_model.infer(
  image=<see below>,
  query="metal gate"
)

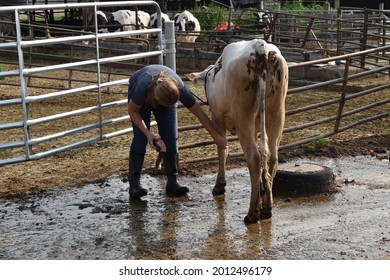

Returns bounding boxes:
[0,1,173,166]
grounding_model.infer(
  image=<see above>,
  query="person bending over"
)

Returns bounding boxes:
[127,64,227,198]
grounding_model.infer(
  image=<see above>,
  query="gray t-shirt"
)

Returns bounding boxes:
[128,65,196,108]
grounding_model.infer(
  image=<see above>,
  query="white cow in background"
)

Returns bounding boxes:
[86,10,150,39]
[85,10,112,33]
[148,12,170,39]
[149,12,170,28]
[107,10,150,39]
[186,39,289,223]
[174,10,200,43]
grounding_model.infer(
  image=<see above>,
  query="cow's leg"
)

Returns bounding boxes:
[213,125,227,195]
[262,139,278,217]
[240,136,262,223]
[262,115,284,219]
[260,158,272,219]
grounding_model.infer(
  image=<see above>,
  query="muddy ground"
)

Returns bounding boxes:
[0,155,389,260]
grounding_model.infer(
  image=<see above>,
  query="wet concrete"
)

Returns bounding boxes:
[0,155,389,260]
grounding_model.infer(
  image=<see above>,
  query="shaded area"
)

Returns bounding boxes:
[0,156,389,260]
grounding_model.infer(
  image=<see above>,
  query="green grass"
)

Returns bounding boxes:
[307,136,327,152]
[0,64,6,80]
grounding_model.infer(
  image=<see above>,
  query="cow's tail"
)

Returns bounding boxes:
[258,69,269,187]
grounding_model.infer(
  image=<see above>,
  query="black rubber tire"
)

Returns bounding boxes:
[273,162,335,196]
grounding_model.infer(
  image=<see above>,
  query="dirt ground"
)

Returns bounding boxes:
[0,69,389,198]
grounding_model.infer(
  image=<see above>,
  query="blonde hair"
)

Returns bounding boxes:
[146,71,179,108]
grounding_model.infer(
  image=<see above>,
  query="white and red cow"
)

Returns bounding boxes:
[174,10,200,43]
[186,39,288,223]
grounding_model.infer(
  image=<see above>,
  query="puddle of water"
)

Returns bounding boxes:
[0,155,389,260]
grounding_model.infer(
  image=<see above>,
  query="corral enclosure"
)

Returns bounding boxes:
[0,1,389,264]
[0,1,389,170]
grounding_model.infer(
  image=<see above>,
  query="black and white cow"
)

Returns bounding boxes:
[173,10,200,43]
[256,10,271,30]
[186,39,289,223]
[86,10,150,39]
[149,12,170,28]
[148,12,170,39]
[85,10,112,33]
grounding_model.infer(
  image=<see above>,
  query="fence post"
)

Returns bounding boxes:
[164,20,176,72]
[361,9,369,68]
[334,56,351,133]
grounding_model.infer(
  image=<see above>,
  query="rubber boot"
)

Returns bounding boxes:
[163,152,189,196]
[128,153,148,199]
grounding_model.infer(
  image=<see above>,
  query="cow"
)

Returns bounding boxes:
[173,10,200,43]
[256,10,272,31]
[85,10,112,33]
[149,12,170,28]
[185,39,289,223]
[256,10,274,42]
[106,10,150,39]
[86,10,150,39]
[148,12,170,39]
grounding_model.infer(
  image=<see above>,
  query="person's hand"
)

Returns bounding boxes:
[148,134,167,152]
[146,132,156,149]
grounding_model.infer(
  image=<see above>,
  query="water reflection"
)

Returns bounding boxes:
[127,199,150,259]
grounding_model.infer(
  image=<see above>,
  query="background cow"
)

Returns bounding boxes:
[148,12,170,39]
[85,10,112,33]
[107,10,150,39]
[86,10,150,39]
[149,12,170,28]
[256,10,274,42]
[256,10,271,30]
[186,39,289,223]
[174,10,201,43]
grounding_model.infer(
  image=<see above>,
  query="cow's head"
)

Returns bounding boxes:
[185,20,196,32]
[174,13,189,31]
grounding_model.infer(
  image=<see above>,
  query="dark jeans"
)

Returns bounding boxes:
[130,104,178,154]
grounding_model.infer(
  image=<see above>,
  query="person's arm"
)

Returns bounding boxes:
[188,102,228,149]
[128,100,161,150]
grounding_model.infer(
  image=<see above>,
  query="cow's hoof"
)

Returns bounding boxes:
[244,212,261,224]
[260,208,272,219]
[212,187,225,196]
